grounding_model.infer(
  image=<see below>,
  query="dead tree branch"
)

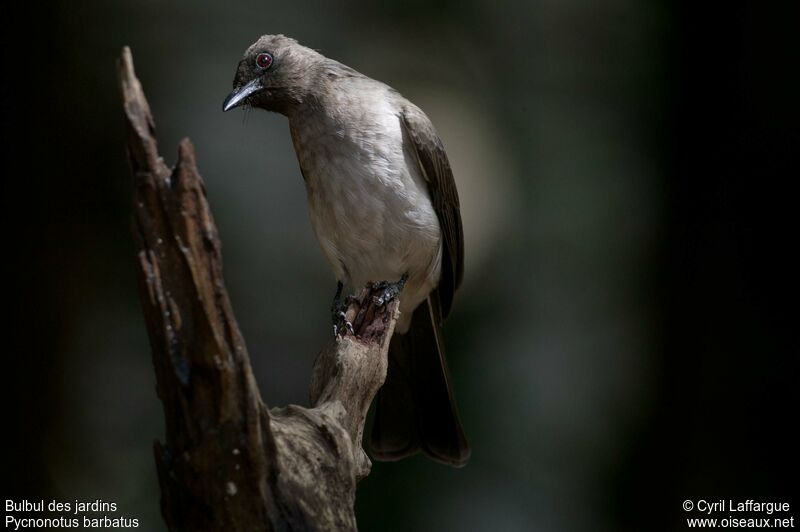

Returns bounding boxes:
[118,46,397,532]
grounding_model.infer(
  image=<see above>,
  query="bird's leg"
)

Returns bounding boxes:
[372,273,409,307]
[331,281,355,337]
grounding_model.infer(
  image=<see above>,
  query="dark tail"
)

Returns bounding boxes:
[369,293,470,467]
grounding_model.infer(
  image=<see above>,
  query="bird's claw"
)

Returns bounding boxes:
[332,309,355,338]
[331,287,356,337]
[371,274,408,307]
[330,276,406,337]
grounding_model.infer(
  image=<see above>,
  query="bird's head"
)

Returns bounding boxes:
[223,34,322,115]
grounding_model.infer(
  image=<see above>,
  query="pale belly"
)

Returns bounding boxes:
[289,115,441,332]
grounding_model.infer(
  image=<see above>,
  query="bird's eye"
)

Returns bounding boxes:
[255,52,274,69]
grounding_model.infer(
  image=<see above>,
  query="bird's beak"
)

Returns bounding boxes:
[222,77,264,112]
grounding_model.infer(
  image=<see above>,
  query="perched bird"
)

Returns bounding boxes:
[223,34,469,466]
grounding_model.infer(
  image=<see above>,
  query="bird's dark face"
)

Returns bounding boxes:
[223,34,319,115]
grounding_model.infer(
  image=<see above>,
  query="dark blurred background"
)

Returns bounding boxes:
[2,0,797,530]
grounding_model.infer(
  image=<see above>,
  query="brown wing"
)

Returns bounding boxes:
[400,104,464,319]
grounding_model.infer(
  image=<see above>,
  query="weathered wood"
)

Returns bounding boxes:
[118,46,398,532]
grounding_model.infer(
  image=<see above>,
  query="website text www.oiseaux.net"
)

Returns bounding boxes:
[683,499,794,529]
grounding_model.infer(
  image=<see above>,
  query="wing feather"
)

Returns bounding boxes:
[400,104,464,319]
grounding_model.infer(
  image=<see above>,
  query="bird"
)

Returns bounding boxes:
[223,34,469,467]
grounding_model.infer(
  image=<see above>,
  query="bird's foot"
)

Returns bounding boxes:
[332,299,358,337]
[371,274,408,307]
[331,281,356,337]
[332,310,354,337]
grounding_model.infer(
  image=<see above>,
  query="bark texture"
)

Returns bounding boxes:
[118,46,398,532]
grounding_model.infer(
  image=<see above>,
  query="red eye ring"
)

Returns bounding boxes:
[255,52,273,69]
